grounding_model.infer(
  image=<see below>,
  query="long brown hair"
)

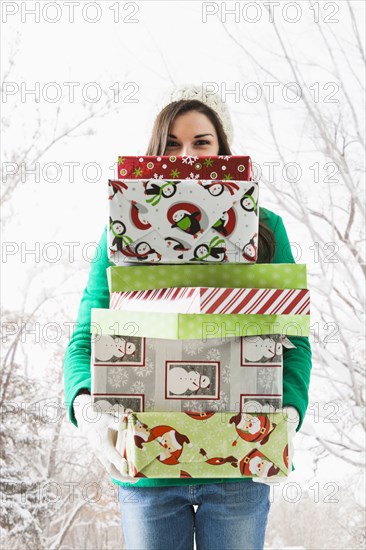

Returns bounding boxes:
[146,99,276,263]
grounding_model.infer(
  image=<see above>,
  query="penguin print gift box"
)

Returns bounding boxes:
[108,155,258,265]
[90,334,297,414]
[115,410,290,479]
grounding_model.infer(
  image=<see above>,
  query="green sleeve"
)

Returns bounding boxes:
[266,210,313,432]
[63,225,111,427]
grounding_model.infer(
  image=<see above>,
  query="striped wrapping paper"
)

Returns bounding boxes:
[109,287,310,316]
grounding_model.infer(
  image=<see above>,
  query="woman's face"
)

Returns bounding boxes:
[164,110,220,156]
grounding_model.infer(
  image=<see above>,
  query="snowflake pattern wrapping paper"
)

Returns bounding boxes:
[108,156,257,265]
[91,335,297,414]
[118,155,251,180]
[115,410,289,479]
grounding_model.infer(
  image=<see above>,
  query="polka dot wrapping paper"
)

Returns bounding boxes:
[107,263,308,292]
[90,308,310,339]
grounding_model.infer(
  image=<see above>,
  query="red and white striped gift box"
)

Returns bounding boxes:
[109,287,310,315]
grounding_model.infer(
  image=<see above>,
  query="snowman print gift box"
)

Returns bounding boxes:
[90,333,297,415]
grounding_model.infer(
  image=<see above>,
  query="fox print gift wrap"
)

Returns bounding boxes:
[116,410,290,479]
[108,156,258,265]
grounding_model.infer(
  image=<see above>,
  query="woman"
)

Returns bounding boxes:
[63,85,312,550]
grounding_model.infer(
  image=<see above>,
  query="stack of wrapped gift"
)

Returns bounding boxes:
[90,155,310,480]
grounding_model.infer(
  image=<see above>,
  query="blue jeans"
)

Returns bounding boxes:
[118,481,271,550]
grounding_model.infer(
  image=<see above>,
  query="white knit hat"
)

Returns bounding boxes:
[154,84,234,146]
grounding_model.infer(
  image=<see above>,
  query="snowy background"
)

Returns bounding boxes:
[1,1,365,548]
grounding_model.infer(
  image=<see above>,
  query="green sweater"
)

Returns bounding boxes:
[63,206,312,488]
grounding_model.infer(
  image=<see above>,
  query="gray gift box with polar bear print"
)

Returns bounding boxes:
[91,334,296,415]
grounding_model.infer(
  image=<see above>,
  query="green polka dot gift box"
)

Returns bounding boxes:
[107,263,307,293]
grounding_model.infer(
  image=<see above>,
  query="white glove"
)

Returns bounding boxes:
[253,406,300,485]
[73,393,138,484]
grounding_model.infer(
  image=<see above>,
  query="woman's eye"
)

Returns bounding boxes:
[166,140,211,147]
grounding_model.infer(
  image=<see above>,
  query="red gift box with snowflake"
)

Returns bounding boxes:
[118,155,251,181]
